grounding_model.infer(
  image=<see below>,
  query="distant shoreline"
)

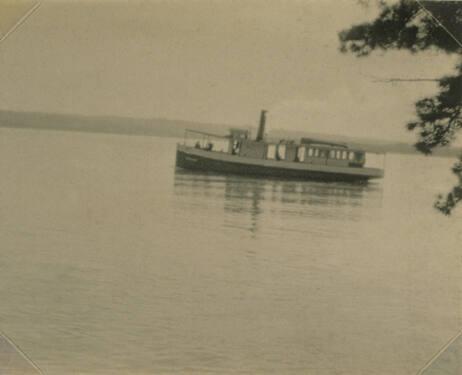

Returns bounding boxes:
[1,110,461,158]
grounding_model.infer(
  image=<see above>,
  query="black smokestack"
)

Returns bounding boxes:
[256,110,267,141]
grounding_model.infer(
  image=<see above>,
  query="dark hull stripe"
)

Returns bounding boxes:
[176,150,372,182]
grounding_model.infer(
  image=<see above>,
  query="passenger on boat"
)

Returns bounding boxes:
[205,142,213,151]
[195,141,201,149]
[232,141,240,155]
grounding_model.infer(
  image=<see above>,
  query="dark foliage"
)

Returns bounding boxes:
[435,155,462,215]
[340,1,462,55]
[339,0,462,214]
[408,63,462,154]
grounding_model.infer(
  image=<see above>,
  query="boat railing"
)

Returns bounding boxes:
[182,129,231,153]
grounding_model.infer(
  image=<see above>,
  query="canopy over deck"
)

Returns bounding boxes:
[184,129,230,139]
[300,137,348,148]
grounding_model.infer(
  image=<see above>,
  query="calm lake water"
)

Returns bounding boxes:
[0,128,460,374]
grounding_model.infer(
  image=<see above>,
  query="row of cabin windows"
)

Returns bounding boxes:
[307,148,353,160]
[231,141,361,162]
[295,147,356,162]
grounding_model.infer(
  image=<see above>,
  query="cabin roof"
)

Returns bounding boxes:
[300,137,348,148]
[185,129,230,138]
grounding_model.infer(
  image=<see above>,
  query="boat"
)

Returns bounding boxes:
[175,110,384,182]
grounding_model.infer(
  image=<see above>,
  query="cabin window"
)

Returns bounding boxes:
[297,146,305,162]
[354,152,364,162]
[348,152,354,161]
[313,149,319,157]
[341,151,347,160]
[267,144,277,159]
[319,149,327,158]
[277,144,286,160]
[307,148,313,157]
[329,150,336,159]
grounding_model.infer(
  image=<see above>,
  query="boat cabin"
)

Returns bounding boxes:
[225,135,366,168]
[183,110,367,169]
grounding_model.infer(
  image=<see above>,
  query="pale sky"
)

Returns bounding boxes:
[0,0,459,142]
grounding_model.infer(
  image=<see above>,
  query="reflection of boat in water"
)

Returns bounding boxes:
[176,110,384,182]
[174,169,378,206]
[174,169,382,235]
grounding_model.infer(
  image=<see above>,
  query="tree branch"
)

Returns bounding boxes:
[372,77,440,83]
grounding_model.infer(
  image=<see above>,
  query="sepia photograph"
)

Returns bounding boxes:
[0,0,461,374]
